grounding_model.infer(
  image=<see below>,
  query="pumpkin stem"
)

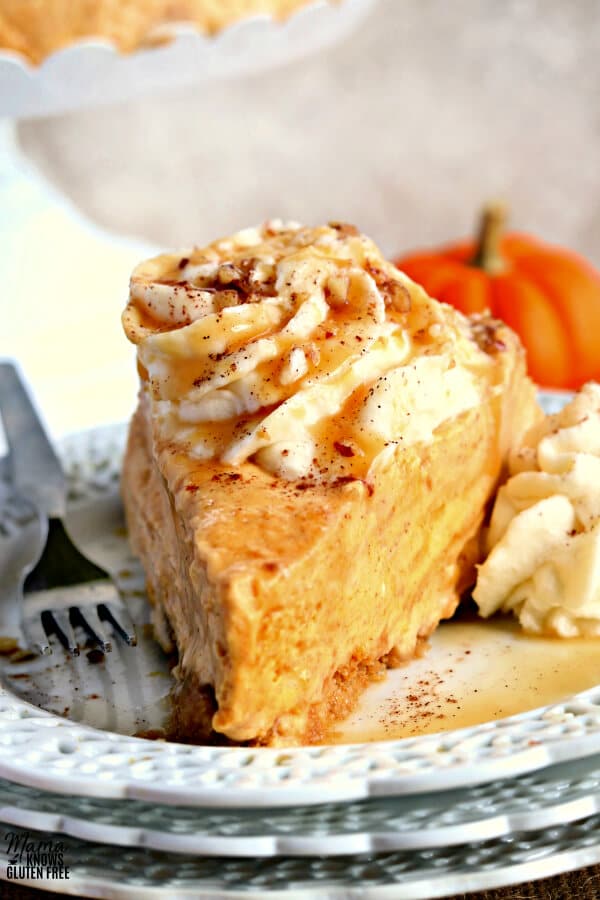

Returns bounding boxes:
[471,201,507,275]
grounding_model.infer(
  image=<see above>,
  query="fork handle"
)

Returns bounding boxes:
[0,362,67,519]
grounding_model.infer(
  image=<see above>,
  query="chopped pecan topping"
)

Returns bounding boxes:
[191,257,278,303]
[470,317,507,354]
[241,257,277,291]
[217,263,243,285]
[328,222,359,236]
[366,263,411,313]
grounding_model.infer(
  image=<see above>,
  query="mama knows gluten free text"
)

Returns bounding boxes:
[4,830,70,880]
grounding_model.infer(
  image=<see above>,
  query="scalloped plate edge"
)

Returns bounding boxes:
[1,771,600,857]
[1,827,600,898]
[1,651,600,807]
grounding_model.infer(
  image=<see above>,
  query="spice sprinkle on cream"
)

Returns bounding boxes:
[123,220,509,485]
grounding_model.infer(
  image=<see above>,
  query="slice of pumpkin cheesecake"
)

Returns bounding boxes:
[121,220,541,746]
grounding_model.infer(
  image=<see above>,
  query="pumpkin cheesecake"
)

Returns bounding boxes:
[121,220,541,746]
[0,0,314,64]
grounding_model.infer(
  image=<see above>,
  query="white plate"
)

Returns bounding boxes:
[2,815,600,899]
[0,0,374,118]
[1,753,600,857]
[1,394,600,809]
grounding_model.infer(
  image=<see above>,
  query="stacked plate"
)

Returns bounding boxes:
[1,395,600,898]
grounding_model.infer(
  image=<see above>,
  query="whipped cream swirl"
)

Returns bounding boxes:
[123,221,499,483]
[474,382,600,637]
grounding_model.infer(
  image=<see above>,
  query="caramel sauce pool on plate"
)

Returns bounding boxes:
[335,616,600,744]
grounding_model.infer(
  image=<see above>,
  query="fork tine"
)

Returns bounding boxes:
[22,614,52,656]
[43,609,80,656]
[98,601,137,646]
[71,605,112,653]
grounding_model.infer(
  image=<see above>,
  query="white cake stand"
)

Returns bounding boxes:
[0,0,374,118]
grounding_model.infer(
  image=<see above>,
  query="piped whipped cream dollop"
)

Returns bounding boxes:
[474,382,600,637]
[123,221,504,483]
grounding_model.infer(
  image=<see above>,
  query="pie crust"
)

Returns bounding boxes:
[0,0,314,63]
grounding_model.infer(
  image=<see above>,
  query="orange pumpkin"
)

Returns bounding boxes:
[395,203,600,389]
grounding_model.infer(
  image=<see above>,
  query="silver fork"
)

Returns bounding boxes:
[0,362,136,656]
[0,453,46,641]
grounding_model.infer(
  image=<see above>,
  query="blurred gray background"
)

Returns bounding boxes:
[18,0,600,262]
